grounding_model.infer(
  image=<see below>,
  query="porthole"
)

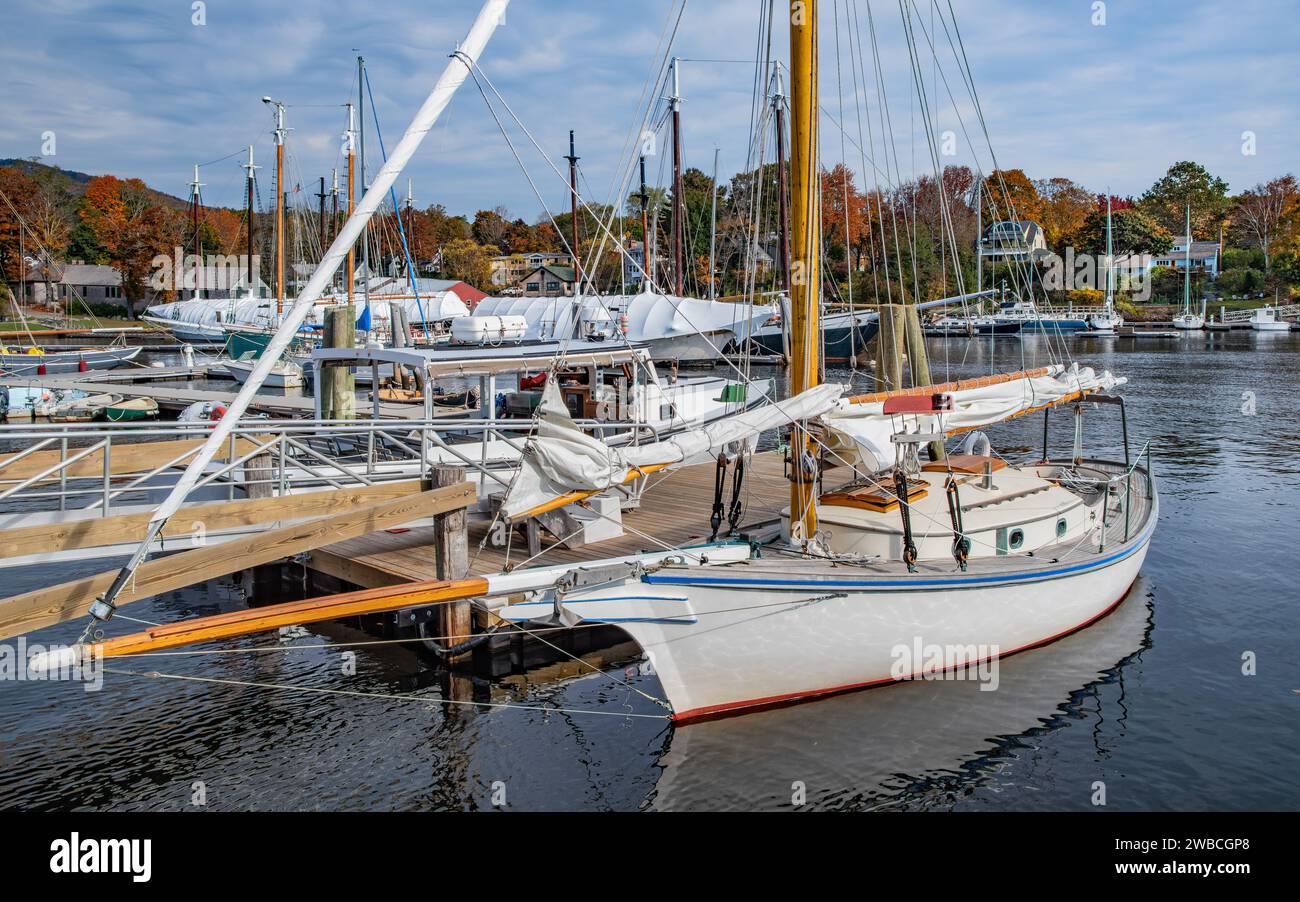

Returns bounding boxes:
[1009,528,1025,550]
[1056,518,1068,538]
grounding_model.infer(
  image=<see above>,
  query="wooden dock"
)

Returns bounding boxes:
[310,450,794,588]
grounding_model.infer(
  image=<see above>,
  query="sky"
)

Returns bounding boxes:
[1,0,1296,220]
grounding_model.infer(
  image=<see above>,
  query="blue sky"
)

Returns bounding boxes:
[2,0,1295,219]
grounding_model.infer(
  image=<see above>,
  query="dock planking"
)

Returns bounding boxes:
[311,450,794,587]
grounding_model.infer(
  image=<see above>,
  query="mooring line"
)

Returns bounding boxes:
[102,667,671,720]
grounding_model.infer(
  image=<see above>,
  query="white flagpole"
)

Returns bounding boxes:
[81,0,511,631]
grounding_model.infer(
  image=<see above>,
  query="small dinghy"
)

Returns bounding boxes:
[222,353,306,389]
[50,392,122,422]
[374,386,480,408]
[98,397,159,421]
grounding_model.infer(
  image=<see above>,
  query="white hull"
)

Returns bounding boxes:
[1172,314,1204,330]
[505,457,1157,723]
[1250,322,1290,332]
[641,329,736,364]
[222,358,305,389]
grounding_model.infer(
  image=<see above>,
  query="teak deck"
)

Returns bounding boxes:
[312,450,795,587]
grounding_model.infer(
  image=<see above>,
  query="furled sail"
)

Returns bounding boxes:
[822,363,1125,472]
[502,381,845,520]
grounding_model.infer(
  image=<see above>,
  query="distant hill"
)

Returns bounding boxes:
[0,158,189,209]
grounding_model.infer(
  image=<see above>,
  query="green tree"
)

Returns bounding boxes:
[1069,206,1172,257]
[1138,161,1229,238]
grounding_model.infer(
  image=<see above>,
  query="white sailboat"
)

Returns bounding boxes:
[38,0,1158,730]
[1087,196,1123,332]
[1172,206,1205,330]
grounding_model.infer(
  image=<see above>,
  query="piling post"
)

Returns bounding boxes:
[322,305,356,421]
[431,464,472,664]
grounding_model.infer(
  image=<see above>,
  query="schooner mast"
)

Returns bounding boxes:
[786,0,821,546]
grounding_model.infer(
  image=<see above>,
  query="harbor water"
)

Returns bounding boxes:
[0,332,1297,810]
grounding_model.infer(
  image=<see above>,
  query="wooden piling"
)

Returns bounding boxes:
[322,305,356,420]
[431,465,473,663]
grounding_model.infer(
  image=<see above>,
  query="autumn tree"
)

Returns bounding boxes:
[985,169,1042,225]
[1231,175,1299,271]
[1034,177,1094,248]
[80,175,180,316]
[439,238,493,289]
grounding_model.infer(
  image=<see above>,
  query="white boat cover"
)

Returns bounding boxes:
[502,381,845,520]
[822,363,1126,472]
[473,292,774,345]
[144,291,468,329]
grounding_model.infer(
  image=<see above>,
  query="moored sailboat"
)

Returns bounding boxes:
[34,0,1157,730]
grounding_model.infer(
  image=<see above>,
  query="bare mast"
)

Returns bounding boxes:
[670,57,685,296]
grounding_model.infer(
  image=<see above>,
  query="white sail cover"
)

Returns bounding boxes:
[503,381,845,520]
[822,363,1125,472]
[473,292,774,344]
[145,292,468,330]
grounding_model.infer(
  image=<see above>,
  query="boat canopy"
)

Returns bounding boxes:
[822,364,1125,472]
[144,291,469,329]
[501,381,844,520]
[473,292,775,344]
[312,342,647,380]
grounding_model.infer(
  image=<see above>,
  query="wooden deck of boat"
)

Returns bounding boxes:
[311,450,794,587]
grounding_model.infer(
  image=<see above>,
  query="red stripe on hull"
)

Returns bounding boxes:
[671,580,1139,725]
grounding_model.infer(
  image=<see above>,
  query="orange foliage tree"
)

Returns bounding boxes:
[80,175,179,315]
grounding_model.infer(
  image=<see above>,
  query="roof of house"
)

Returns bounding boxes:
[522,264,576,282]
[981,220,1042,241]
[51,263,122,286]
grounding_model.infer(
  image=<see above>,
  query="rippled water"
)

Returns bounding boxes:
[1,332,1297,810]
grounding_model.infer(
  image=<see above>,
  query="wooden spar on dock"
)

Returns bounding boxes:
[0,480,474,641]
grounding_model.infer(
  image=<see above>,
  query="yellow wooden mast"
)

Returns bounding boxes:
[787,0,820,544]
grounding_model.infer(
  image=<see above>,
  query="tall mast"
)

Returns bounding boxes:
[638,155,650,288]
[345,102,356,306]
[1105,193,1113,311]
[1183,203,1192,316]
[358,55,371,333]
[406,177,415,276]
[188,164,204,299]
[316,176,327,260]
[263,97,288,316]
[565,129,582,290]
[708,145,719,299]
[242,146,257,297]
[787,0,820,545]
[772,64,793,363]
[975,178,982,294]
[670,57,685,296]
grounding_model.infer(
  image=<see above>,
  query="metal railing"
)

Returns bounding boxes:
[0,415,667,517]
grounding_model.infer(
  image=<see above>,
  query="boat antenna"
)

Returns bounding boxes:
[73,0,514,641]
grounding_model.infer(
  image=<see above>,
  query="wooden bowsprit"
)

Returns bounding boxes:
[92,577,489,658]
